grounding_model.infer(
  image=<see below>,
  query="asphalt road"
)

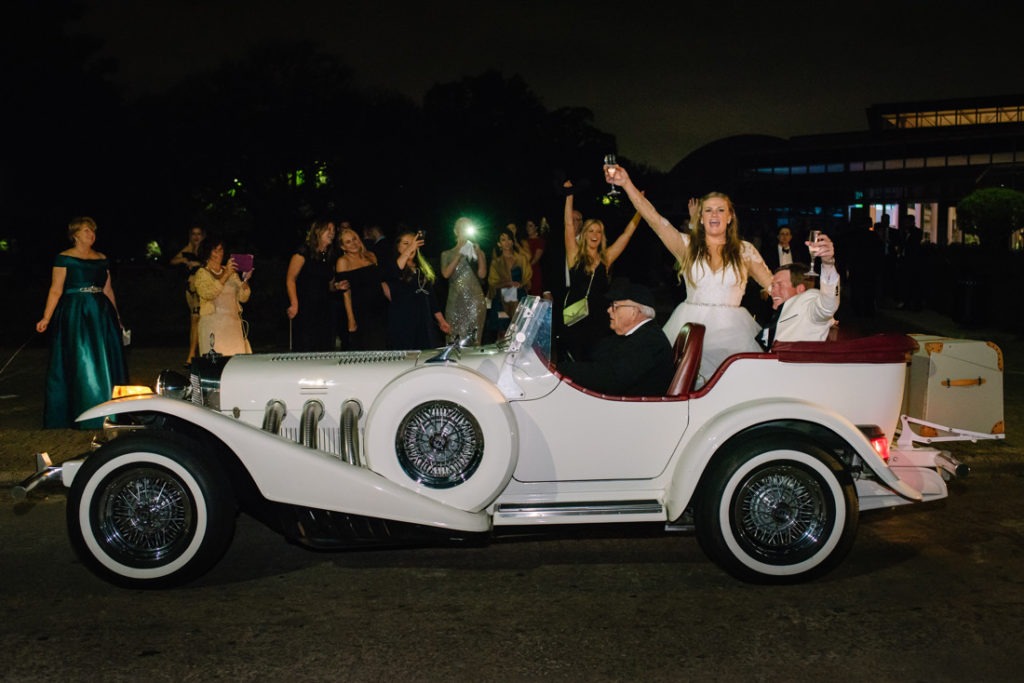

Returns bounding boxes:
[2,309,1023,682]
[2,458,1023,682]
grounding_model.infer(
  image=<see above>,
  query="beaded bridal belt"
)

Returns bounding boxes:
[687,301,737,308]
[66,286,104,294]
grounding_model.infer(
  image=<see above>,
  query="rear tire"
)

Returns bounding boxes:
[67,433,235,588]
[695,437,858,583]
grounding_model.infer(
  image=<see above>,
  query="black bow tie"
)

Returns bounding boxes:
[781,248,790,254]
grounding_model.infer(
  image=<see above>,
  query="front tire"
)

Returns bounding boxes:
[67,434,236,588]
[695,437,858,583]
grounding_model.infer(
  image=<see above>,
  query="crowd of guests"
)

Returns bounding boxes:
[37,159,854,429]
[148,215,553,367]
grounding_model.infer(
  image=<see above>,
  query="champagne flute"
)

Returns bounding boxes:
[603,153,621,196]
[805,229,821,277]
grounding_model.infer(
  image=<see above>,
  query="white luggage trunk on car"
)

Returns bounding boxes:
[904,335,1004,436]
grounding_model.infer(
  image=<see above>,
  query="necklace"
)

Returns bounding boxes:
[415,268,428,294]
[208,266,224,276]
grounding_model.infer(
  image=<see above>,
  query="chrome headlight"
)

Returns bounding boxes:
[156,370,189,400]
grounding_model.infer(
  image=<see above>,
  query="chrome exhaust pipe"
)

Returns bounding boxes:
[935,451,970,479]
[262,399,287,434]
[299,400,325,449]
[340,399,363,466]
[11,453,62,500]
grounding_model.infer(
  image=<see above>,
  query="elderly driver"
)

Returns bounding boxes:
[558,281,674,396]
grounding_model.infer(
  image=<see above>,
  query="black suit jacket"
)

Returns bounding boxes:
[369,237,392,267]
[764,242,810,272]
[559,319,675,396]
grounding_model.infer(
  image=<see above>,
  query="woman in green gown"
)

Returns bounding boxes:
[36,217,128,429]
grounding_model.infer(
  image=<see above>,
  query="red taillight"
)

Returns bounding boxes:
[870,436,890,462]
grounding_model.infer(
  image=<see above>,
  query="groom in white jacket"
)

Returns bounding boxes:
[757,234,839,349]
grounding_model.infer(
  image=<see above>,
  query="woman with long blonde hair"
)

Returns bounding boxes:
[560,180,641,361]
[441,217,487,344]
[605,164,773,384]
[335,226,390,350]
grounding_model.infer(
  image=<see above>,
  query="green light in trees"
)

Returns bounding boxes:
[314,161,329,188]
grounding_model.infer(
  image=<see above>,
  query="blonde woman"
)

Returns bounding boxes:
[441,217,487,344]
[36,216,128,429]
[605,163,773,382]
[560,180,641,361]
[335,226,389,350]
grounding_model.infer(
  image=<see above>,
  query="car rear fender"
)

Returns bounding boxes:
[75,396,490,533]
[664,398,922,520]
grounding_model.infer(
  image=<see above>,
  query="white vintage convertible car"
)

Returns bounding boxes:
[15,297,997,587]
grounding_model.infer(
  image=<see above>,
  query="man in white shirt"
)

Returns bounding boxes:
[757,234,839,349]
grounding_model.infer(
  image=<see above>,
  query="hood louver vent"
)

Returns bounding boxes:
[266,351,410,364]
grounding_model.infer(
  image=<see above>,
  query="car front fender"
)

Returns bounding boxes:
[664,398,923,521]
[75,396,490,533]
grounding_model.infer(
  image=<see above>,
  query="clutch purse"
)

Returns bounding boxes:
[563,267,596,327]
[562,298,589,327]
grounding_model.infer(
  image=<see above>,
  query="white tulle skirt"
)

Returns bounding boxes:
[662,302,761,385]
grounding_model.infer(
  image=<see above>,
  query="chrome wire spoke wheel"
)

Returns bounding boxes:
[696,439,856,582]
[732,463,831,564]
[94,466,196,566]
[397,400,484,488]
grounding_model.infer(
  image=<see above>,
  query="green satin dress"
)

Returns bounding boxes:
[43,254,129,429]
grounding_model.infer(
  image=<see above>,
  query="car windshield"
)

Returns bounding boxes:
[498,295,551,358]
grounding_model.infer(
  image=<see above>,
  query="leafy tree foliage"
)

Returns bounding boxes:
[957,187,1024,250]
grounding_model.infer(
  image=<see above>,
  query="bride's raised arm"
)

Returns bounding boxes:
[605,164,686,262]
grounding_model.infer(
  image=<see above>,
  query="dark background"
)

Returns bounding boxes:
[4,1,1023,349]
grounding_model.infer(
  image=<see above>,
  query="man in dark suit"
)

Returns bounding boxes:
[363,224,390,265]
[763,225,809,272]
[558,281,674,396]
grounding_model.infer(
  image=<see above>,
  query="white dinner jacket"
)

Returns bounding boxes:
[774,264,840,343]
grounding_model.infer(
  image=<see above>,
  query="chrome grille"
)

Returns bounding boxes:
[190,371,203,406]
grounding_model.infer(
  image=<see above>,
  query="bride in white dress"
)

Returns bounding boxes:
[604,164,773,384]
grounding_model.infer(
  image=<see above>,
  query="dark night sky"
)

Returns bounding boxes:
[75,0,1024,171]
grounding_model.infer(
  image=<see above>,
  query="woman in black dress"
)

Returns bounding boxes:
[335,226,389,350]
[383,230,451,350]
[560,181,641,361]
[285,220,337,351]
